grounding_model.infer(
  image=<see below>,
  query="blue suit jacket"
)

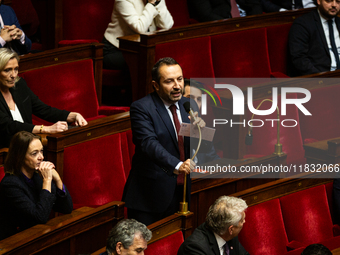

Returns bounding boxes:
[122,92,196,213]
[0,5,32,54]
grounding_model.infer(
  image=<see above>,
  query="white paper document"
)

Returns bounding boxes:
[178,123,215,142]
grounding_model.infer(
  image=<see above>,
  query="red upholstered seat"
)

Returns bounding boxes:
[211,28,288,86]
[145,231,184,255]
[121,131,132,179]
[126,129,135,165]
[20,59,129,126]
[59,0,129,106]
[239,199,303,255]
[62,0,113,42]
[245,93,305,166]
[211,28,270,78]
[166,0,190,27]
[0,166,4,182]
[280,185,338,245]
[121,129,135,179]
[63,133,126,207]
[266,24,292,75]
[155,36,215,79]
[297,85,340,144]
[325,182,335,223]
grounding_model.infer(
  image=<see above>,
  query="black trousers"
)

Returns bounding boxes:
[127,185,185,226]
[102,36,129,70]
[333,178,340,224]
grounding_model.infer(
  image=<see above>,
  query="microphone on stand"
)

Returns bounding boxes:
[178,102,202,215]
[245,99,283,155]
[245,126,253,145]
[183,102,202,158]
[183,101,197,123]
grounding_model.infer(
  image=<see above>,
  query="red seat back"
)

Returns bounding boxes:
[211,28,271,81]
[20,59,99,121]
[266,24,292,74]
[298,85,340,143]
[63,133,126,207]
[62,0,114,41]
[239,199,290,255]
[145,231,184,255]
[245,93,305,166]
[0,166,5,182]
[165,0,190,27]
[155,36,215,79]
[120,131,131,179]
[280,185,334,244]
[325,182,335,223]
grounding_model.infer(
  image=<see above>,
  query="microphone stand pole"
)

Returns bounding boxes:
[249,99,284,155]
[178,124,202,214]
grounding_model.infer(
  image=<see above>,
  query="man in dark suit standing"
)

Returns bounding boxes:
[178,196,249,255]
[288,0,340,76]
[122,57,205,226]
[0,0,32,55]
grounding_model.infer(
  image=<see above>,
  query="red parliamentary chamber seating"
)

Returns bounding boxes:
[239,182,340,255]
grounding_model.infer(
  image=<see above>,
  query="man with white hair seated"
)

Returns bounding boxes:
[177,196,249,255]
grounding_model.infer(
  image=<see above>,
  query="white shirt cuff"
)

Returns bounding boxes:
[20,31,25,44]
[0,36,6,47]
[175,161,183,170]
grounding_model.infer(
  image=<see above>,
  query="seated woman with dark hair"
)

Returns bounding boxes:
[0,48,88,148]
[0,131,73,240]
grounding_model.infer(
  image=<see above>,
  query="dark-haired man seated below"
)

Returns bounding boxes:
[100,219,152,255]
[288,0,340,76]
[301,243,332,255]
[178,196,249,255]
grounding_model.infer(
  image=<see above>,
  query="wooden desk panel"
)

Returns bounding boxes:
[304,138,340,165]
[0,201,124,255]
[44,111,131,179]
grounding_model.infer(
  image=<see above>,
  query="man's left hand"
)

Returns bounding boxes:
[190,111,206,128]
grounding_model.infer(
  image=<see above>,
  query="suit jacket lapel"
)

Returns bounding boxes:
[178,99,190,124]
[152,92,179,149]
[203,224,221,255]
[10,86,29,123]
[335,17,340,41]
[314,9,331,57]
[0,90,10,116]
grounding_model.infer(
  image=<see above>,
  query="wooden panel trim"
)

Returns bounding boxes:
[0,201,125,255]
[230,172,332,207]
